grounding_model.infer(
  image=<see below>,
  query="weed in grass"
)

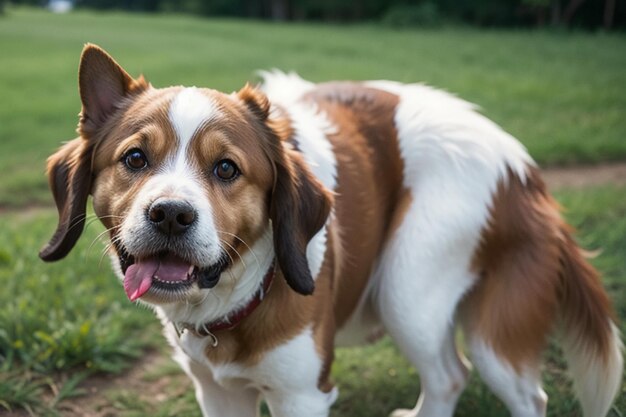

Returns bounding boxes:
[0,188,622,415]
[0,209,158,413]
[0,368,46,416]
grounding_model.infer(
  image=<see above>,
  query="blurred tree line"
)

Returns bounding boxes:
[6,0,625,29]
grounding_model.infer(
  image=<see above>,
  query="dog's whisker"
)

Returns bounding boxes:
[98,241,115,268]
[219,239,244,269]
[86,224,120,259]
[66,213,123,234]
[62,213,89,234]
[191,288,212,307]
[226,269,239,297]
[217,230,261,270]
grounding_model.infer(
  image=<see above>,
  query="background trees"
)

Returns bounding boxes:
[11,0,625,30]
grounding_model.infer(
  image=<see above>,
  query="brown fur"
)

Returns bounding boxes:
[559,222,616,364]
[464,166,616,369]
[304,83,404,328]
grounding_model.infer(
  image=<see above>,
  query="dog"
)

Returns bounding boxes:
[40,44,622,417]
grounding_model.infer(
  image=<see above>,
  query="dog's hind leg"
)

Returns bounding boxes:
[463,333,547,417]
[375,195,478,417]
[377,269,474,417]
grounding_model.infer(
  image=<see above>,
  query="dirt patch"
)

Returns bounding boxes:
[54,350,190,417]
[541,162,626,190]
[0,204,54,218]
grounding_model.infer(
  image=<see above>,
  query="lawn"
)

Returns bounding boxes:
[0,6,625,417]
[1,7,626,207]
[1,186,624,416]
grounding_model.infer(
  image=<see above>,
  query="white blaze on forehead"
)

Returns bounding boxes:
[168,88,221,170]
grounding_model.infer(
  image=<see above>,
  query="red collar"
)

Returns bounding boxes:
[181,259,276,338]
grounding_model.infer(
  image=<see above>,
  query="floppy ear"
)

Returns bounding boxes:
[237,84,332,295]
[270,147,333,295]
[39,138,93,261]
[78,43,148,135]
[40,45,148,261]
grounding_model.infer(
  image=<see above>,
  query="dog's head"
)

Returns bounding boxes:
[40,45,332,310]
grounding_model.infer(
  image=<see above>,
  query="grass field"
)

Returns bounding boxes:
[1,187,624,416]
[0,6,625,417]
[1,7,626,207]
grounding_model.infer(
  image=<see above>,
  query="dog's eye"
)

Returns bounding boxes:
[123,149,148,171]
[213,159,239,181]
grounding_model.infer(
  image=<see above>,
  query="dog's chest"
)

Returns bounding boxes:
[175,326,324,392]
[175,331,250,388]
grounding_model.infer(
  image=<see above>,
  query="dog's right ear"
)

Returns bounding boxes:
[78,43,148,135]
[39,138,92,261]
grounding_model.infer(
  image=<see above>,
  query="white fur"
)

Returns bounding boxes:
[468,340,547,417]
[260,71,338,280]
[119,171,222,268]
[364,80,535,417]
[119,89,225,269]
[161,317,261,417]
[166,324,337,417]
[169,87,221,172]
[366,80,533,185]
[258,70,315,106]
[562,322,624,417]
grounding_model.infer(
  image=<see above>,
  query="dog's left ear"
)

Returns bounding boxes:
[270,148,333,295]
[238,85,333,295]
[39,138,92,261]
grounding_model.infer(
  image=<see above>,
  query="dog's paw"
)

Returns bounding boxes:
[388,408,417,417]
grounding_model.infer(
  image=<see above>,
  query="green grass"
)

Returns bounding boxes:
[1,186,624,416]
[0,7,625,206]
[0,209,158,415]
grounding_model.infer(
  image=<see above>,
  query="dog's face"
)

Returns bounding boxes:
[40,45,332,308]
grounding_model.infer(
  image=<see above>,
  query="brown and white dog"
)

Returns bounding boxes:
[40,44,622,417]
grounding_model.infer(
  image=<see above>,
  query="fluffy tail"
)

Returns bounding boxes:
[559,231,623,417]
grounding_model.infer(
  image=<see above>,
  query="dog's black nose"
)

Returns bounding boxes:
[148,199,196,235]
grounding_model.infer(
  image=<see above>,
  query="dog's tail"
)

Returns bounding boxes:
[558,230,623,417]
[466,168,623,417]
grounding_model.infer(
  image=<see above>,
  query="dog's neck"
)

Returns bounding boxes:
[175,258,276,342]
[154,226,276,331]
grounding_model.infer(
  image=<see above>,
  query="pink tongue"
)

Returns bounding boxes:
[123,255,192,302]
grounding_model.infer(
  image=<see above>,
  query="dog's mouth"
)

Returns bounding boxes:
[116,245,230,302]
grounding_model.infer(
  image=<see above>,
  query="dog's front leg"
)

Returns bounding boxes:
[255,326,338,417]
[165,327,261,417]
[263,387,338,417]
[181,352,261,417]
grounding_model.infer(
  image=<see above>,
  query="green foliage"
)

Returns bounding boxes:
[382,2,443,28]
[0,214,151,374]
[0,369,47,416]
[9,0,623,28]
[0,210,157,413]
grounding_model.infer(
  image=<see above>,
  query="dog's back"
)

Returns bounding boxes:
[262,72,623,417]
